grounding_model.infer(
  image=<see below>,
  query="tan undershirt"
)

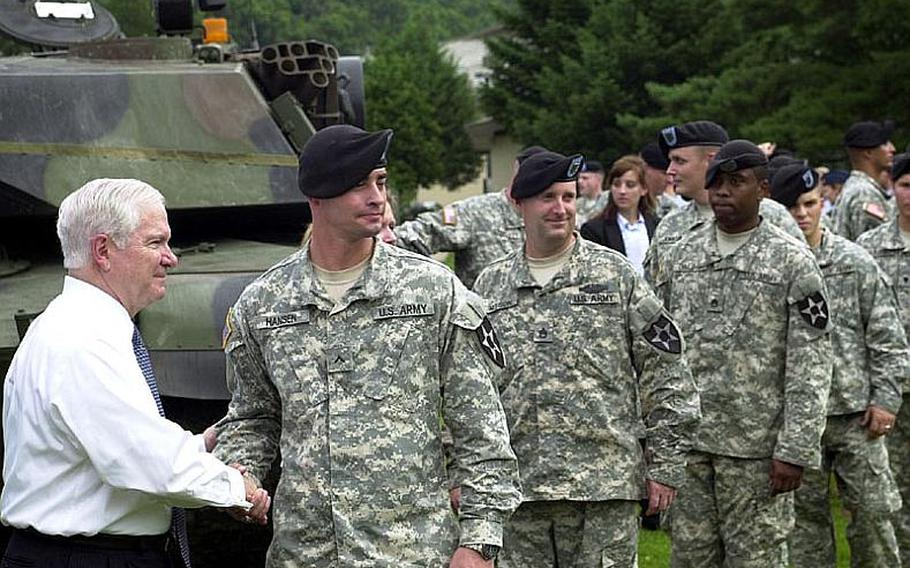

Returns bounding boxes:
[716,225,759,257]
[314,255,370,303]
[901,228,910,250]
[527,239,574,287]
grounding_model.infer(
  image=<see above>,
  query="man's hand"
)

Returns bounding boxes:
[450,546,493,568]
[646,479,677,515]
[757,142,777,157]
[861,405,896,438]
[225,464,271,526]
[769,459,803,496]
[203,425,218,452]
[449,486,461,513]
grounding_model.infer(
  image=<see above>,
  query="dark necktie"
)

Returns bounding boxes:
[132,326,192,568]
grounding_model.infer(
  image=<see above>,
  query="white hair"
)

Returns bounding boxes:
[57,178,166,269]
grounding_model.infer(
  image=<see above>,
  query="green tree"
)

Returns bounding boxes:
[365,13,482,206]
[484,0,910,166]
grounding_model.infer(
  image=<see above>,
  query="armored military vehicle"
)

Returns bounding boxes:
[0,0,365,563]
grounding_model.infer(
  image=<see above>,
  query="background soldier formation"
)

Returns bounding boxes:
[6,115,910,567]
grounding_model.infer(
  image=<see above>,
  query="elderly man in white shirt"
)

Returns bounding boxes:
[1,179,270,568]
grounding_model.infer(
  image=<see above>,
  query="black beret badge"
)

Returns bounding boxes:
[661,126,678,147]
[797,291,829,330]
[643,314,682,354]
[566,155,584,179]
[476,317,505,368]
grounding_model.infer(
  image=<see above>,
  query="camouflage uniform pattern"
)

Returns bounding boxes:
[655,220,833,567]
[858,218,910,567]
[656,193,685,219]
[834,170,892,241]
[394,191,524,287]
[575,191,610,227]
[670,452,793,568]
[473,236,699,567]
[499,500,639,568]
[788,230,906,567]
[474,236,700,500]
[214,240,522,567]
[644,198,804,284]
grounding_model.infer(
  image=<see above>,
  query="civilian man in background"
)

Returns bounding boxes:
[1,178,268,568]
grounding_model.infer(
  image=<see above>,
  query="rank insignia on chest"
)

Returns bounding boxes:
[532,324,553,344]
[643,315,682,354]
[327,347,354,373]
[476,317,505,368]
[797,291,829,330]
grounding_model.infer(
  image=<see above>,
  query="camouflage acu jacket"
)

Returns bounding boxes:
[473,236,700,500]
[575,192,610,228]
[644,198,804,284]
[394,191,524,287]
[835,170,892,241]
[859,219,910,386]
[215,240,521,568]
[813,231,906,415]
[655,221,832,467]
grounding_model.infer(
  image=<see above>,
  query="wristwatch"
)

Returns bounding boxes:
[462,543,500,561]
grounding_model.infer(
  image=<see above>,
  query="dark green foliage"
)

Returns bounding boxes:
[483,0,910,167]
[365,14,482,206]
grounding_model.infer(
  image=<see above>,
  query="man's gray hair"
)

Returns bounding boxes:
[57,178,166,269]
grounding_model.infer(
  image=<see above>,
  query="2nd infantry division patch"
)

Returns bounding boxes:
[476,317,506,368]
[797,291,829,330]
[643,314,682,354]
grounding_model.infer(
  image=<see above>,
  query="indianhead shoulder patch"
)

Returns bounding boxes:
[797,291,829,329]
[476,317,505,368]
[643,314,682,354]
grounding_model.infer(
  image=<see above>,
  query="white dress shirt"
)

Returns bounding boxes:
[2,276,246,536]
[618,213,649,276]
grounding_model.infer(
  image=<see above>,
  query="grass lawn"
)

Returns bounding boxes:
[638,492,851,567]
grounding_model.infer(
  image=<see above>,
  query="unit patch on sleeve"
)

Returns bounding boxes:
[643,314,682,354]
[476,317,505,368]
[797,291,829,330]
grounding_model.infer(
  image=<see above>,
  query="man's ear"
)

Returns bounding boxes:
[90,233,113,272]
[758,178,770,199]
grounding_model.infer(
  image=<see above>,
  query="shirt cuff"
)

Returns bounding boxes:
[193,433,208,454]
[458,518,503,547]
[225,467,251,509]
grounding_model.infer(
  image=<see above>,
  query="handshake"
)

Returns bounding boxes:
[229,463,272,526]
[205,425,271,526]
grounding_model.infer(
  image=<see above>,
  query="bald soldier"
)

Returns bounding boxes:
[643,121,804,284]
[771,163,907,566]
[213,125,521,567]
[858,152,910,567]
[474,151,700,567]
[393,146,546,287]
[655,140,832,567]
[835,120,896,240]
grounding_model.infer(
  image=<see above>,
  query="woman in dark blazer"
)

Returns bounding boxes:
[580,155,658,275]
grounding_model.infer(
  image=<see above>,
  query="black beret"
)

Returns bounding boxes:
[640,142,669,170]
[297,125,393,198]
[770,164,819,208]
[658,120,729,157]
[843,120,894,148]
[823,169,849,185]
[582,160,604,173]
[516,145,548,165]
[512,151,585,199]
[893,153,910,181]
[768,155,805,183]
[705,139,769,188]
